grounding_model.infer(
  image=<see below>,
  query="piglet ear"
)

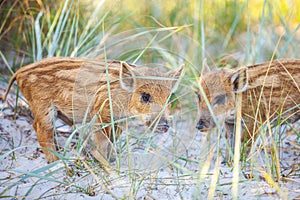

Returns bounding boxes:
[167,64,184,93]
[201,58,211,75]
[230,67,248,93]
[120,61,135,92]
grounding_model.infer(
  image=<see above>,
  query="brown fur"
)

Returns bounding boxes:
[1,57,183,163]
[196,59,300,143]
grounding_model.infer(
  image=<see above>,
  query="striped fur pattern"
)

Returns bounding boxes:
[1,57,183,163]
[196,59,300,143]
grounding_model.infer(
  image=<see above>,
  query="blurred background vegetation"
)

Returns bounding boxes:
[0,0,299,74]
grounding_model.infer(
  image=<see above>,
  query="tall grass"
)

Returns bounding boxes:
[0,0,299,199]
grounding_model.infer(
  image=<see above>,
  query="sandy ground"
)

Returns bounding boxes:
[1,86,300,200]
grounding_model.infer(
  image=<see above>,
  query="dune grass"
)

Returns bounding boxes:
[0,0,299,199]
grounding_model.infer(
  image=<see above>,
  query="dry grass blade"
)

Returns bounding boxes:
[232,80,243,200]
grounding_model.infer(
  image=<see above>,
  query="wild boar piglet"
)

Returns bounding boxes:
[196,59,300,144]
[1,57,184,163]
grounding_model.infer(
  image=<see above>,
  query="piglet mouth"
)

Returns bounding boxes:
[197,127,211,132]
[156,123,170,133]
[196,119,214,132]
[145,120,170,133]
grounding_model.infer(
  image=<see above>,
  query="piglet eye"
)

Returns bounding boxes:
[141,92,152,103]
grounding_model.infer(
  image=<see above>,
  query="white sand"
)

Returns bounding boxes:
[1,88,299,199]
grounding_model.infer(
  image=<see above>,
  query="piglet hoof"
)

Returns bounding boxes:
[91,149,112,174]
[108,156,116,163]
[45,153,59,163]
[107,150,116,163]
[91,149,111,171]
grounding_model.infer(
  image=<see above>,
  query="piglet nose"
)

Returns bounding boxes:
[157,119,170,133]
[162,120,170,129]
[196,120,206,130]
[145,120,151,126]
